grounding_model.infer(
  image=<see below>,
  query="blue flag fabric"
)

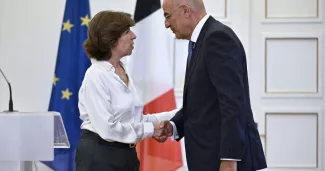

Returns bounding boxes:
[43,0,91,170]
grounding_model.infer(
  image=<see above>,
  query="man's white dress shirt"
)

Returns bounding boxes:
[171,14,240,161]
[78,59,178,144]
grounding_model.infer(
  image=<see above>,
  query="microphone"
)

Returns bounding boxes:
[0,68,17,112]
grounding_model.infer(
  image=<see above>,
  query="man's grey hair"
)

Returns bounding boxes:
[172,0,205,11]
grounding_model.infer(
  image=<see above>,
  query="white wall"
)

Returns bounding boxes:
[249,0,325,170]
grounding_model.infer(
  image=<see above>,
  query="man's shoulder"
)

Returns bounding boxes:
[205,18,233,37]
[204,19,241,44]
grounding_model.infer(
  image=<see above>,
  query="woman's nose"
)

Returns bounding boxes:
[131,31,136,39]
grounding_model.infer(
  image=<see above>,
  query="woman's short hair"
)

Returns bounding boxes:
[83,10,135,60]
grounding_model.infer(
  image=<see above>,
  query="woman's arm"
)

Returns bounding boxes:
[81,75,155,144]
[140,108,180,122]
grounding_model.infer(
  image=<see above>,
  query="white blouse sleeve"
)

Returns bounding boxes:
[140,108,180,122]
[82,75,154,144]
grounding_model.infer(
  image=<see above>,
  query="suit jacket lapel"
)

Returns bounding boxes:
[183,17,212,95]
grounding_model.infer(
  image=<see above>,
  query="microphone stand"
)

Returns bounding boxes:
[0,69,18,112]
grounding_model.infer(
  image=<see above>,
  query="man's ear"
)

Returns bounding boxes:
[182,5,191,18]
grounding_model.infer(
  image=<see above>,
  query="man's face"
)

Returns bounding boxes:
[162,0,188,39]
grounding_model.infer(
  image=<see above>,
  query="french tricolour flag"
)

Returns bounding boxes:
[127,0,183,170]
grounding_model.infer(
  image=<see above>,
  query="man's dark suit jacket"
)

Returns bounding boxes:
[170,16,267,171]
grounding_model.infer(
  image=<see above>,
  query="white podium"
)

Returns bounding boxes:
[0,112,70,171]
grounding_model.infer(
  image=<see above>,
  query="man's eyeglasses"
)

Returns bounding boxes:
[164,5,183,20]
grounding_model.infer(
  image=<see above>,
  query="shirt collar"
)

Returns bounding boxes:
[190,14,210,43]
[91,58,126,72]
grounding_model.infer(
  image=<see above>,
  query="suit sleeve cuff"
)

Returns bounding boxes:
[142,122,154,139]
[170,121,179,141]
[221,158,241,161]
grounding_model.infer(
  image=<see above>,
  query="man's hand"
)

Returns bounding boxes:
[152,121,173,143]
[152,122,165,137]
[152,122,167,142]
[160,120,173,137]
[219,160,237,171]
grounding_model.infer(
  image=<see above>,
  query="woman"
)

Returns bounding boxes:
[75,10,178,171]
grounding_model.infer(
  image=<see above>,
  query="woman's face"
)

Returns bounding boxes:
[114,28,136,57]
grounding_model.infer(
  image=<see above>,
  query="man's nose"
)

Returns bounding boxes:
[165,19,170,28]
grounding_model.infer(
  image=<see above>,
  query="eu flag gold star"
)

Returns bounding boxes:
[62,20,74,32]
[53,75,59,86]
[81,15,90,27]
[61,88,73,100]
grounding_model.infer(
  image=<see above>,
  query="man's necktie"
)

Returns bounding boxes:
[187,41,195,68]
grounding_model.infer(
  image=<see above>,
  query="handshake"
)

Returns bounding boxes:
[152,120,173,142]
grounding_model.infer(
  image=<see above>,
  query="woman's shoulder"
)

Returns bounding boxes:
[83,64,111,83]
[85,65,103,77]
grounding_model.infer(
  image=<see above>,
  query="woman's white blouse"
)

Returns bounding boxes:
[78,60,177,144]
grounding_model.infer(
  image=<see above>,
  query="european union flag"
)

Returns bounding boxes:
[43,0,91,170]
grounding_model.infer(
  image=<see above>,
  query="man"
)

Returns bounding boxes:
[155,0,267,171]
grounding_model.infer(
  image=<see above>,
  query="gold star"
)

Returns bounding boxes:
[62,20,74,32]
[53,75,59,86]
[61,88,73,100]
[80,15,90,27]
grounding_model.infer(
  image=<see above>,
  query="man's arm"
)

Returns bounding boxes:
[170,108,184,141]
[140,108,182,142]
[204,30,246,160]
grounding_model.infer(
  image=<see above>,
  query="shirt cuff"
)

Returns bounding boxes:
[221,158,241,161]
[142,122,154,139]
[170,121,179,141]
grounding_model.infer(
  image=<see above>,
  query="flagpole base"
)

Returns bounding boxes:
[0,161,33,171]
[21,161,33,171]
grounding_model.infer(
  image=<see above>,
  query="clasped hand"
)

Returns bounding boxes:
[152,120,173,142]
